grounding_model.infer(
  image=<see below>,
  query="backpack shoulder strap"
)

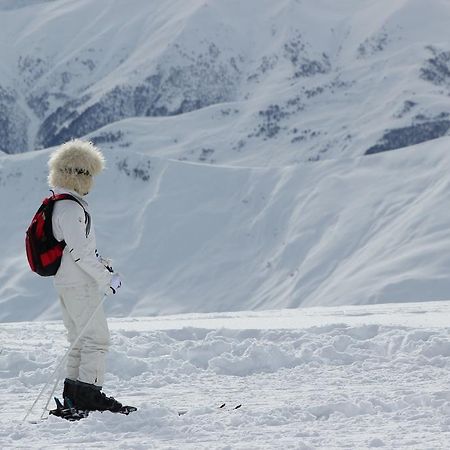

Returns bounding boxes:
[51,193,91,237]
[52,193,85,210]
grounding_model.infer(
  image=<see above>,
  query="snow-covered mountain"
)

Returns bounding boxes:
[2,0,450,322]
[2,136,450,322]
[2,5,450,446]
[1,0,450,164]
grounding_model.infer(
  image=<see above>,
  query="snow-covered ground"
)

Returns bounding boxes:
[2,301,450,449]
[2,2,450,447]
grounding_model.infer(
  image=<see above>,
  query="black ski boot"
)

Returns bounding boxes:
[50,381,136,420]
[62,378,78,408]
[74,381,123,412]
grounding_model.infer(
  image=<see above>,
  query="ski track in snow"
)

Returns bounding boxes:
[1,302,450,449]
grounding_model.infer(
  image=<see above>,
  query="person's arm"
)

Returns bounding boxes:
[58,202,114,294]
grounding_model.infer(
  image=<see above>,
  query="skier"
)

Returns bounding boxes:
[47,139,124,413]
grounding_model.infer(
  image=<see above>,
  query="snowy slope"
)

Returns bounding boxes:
[2,301,450,449]
[2,0,450,321]
[1,0,450,164]
[2,136,450,322]
[2,3,450,447]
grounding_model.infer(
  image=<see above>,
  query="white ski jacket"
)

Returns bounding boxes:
[51,188,113,294]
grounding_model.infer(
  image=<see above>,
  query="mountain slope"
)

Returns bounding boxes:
[1,0,450,164]
[2,136,450,322]
[2,0,450,322]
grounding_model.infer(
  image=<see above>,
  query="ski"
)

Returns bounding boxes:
[178,403,242,416]
[49,398,89,422]
[219,402,242,410]
[119,405,138,415]
[49,397,137,421]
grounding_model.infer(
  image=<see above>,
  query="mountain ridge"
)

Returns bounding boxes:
[1,0,450,163]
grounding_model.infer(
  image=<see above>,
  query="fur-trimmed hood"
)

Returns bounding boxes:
[48,140,105,196]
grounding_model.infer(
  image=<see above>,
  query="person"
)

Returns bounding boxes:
[47,139,123,412]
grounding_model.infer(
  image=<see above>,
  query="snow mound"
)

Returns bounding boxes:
[1,303,450,448]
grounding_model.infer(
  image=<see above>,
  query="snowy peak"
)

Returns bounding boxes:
[1,0,450,164]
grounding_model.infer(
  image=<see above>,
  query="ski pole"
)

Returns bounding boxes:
[40,370,64,420]
[23,293,108,422]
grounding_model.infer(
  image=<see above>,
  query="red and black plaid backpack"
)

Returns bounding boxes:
[25,193,87,276]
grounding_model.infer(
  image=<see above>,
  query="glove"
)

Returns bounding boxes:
[110,273,122,294]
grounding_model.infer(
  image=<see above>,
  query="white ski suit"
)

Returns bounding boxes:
[51,187,113,386]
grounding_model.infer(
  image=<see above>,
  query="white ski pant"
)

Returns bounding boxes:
[56,283,110,387]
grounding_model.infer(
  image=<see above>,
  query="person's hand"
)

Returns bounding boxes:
[110,273,122,294]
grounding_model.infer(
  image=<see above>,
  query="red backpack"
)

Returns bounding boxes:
[25,193,87,276]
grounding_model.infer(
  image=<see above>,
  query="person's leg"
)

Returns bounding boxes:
[57,284,120,411]
[57,287,81,382]
[77,284,110,387]
[58,284,110,387]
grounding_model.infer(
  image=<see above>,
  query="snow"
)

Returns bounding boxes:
[1,301,450,448]
[2,0,450,322]
[2,0,450,160]
[3,137,450,321]
[2,0,450,447]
